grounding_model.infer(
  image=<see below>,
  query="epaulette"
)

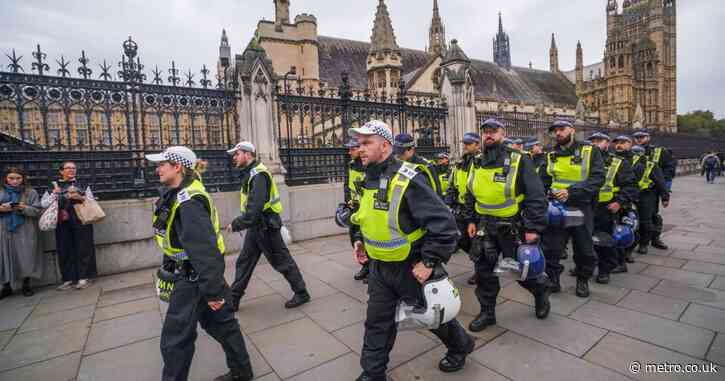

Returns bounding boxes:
[177,189,191,204]
[397,162,419,180]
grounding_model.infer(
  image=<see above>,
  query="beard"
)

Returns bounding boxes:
[556,133,573,146]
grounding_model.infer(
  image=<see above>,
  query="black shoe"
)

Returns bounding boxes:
[213,365,253,381]
[355,373,387,381]
[547,277,561,293]
[284,291,310,309]
[610,264,628,274]
[354,266,369,281]
[438,336,475,373]
[534,288,551,319]
[568,268,578,277]
[624,254,635,263]
[596,273,610,284]
[468,307,496,332]
[0,284,11,300]
[21,278,33,297]
[576,277,590,298]
[637,245,648,255]
[467,275,477,285]
[651,239,668,250]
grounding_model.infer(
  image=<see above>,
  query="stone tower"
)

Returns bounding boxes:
[367,0,402,99]
[493,12,511,68]
[217,29,231,83]
[274,0,290,31]
[575,40,584,94]
[549,33,559,73]
[428,0,447,57]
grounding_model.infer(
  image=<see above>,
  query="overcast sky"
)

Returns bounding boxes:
[1,0,722,117]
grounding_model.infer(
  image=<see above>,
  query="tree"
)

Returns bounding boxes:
[677,110,725,138]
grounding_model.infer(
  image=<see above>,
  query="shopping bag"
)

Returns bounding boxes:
[39,192,58,231]
[73,187,106,225]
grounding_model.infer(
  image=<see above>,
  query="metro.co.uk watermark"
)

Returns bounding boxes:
[629,361,719,375]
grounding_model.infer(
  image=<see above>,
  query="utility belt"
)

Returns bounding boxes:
[475,215,521,237]
[255,211,283,231]
[156,260,198,303]
[470,216,523,263]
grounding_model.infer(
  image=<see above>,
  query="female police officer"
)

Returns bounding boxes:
[147,146,253,381]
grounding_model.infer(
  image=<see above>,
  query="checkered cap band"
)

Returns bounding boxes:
[165,152,194,169]
[350,120,394,144]
[145,146,197,169]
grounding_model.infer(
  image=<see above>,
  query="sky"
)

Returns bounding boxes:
[1,0,722,118]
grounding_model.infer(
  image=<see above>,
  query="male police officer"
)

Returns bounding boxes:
[394,133,442,196]
[612,135,640,269]
[344,138,370,282]
[445,132,482,285]
[349,120,474,381]
[510,137,524,152]
[436,152,452,196]
[226,141,310,311]
[630,144,670,255]
[541,120,605,297]
[464,119,550,331]
[632,130,675,250]
[585,132,637,284]
[524,139,547,174]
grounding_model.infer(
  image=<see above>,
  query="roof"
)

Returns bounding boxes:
[317,36,577,106]
[562,61,605,83]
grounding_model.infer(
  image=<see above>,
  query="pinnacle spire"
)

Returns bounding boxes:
[221,29,229,46]
[493,11,511,68]
[428,0,446,56]
[370,0,399,53]
[551,33,557,50]
[498,12,503,34]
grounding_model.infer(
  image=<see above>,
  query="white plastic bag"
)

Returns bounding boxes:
[39,192,58,231]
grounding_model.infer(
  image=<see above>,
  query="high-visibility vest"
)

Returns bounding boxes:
[633,155,656,190]
[438,168,450,196]
[350,162,425,262]
[240,162,283,214]
[452,158,474,205]
[598,156,623,203]
[409,157,438,195]
[153,179,225,261]
[347,162,365,203]
[467,152,524,218]
[546,145,593,191]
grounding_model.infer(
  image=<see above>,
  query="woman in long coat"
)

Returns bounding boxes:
[0,167,44,297]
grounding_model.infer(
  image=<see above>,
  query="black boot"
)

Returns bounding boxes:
[438,335,475,373]
[595,273,610,284]
[467,275,477,285]
[576,277,590,298]
[637,245,648,255]
[651,239,668,250]
[547,276,561,293]
[353,265,369,281]
[213,364,253,381]
[355,373,387,381]
[0,283,11,299]
[284,290,310,309]
[469,306,496,332]
[534,287,551,319]
[22,278,33,297]
[610,264,628,274]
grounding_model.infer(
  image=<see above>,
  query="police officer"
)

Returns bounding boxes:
[464,119,550,331]
[349,120,474,381]
[510,137,524,152]
[541,119,605,297]
[147,146,253,381]
[344,138,370,282]
[226,141,310,311]
[612,135,640,269]
[632,130,676,250]
[584,132,637,284]
[524,139,547,174]
[444,132,482,285]
[394,133,442,196]
[436,152,452,197]
[630,144,670,255]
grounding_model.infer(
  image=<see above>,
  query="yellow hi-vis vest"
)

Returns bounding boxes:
[649,147,663,165]
[240,162,283,214]
[347,163,365,202]
[452,161,473,205]
[546,145,593,191]
[350,163,425,262]
[598,156,623,203]
[438,169,450,196]
[153,179,225,261]
[405,157,438,195]
[467,152,524,218]
[633,155,656,191]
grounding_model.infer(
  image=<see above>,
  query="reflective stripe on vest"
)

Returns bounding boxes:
[651,147,663,165]
[413,162,438,194]
[438,171,450,196]
[598,157,623,203]
[547,145,593,191]
[467,152,524,218]
[240,163,283,214]
[350,162,425,262]
[635,155,656,190]
[453,165,471,205]
[153,179,226,259]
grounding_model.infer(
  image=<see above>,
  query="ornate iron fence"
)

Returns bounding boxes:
[275,73,449,185]
[0,38,243,199]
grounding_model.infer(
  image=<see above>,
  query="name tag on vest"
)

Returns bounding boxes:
[374,200,389,210]
[493,173,507,183]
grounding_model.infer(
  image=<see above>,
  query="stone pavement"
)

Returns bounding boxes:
[0,174,724,381]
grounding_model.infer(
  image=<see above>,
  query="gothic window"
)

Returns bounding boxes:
[74,112,88,145]
[610,57,616,68]
[618,55,625,69]
[208,115,222,145]
[47,108,63,145]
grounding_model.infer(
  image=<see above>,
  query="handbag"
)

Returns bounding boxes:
[39,192,58,231]
[73,187,106,225]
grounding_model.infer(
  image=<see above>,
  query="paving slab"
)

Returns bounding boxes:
[0,304,33,331]
[651,280,725,310]
[681,261,725,277]
[97,284,156,307]
[78,337,162,381]
[249,318,349,379]
[32,287,101,316]
[236,293,306,334]
[709,276,725,291]
[389,345,509,381]
[0,319,90,372]
[707,333,725,366]
[19,305,95,333]
[570,300,714,358]
[640,265,714,288]
[92,268,155,292]
[0,331,12,350]
[495,301,607,356]
[499,281,588,316]
[679,303,725,332]
[608,272,661,292]
[452,313,507,349]
[584,332,722,381]
[84,310,162,355]
[287,352,361,381]
[93,296,158,322]
[299,292,366,332]
[616,290,689,320]
[266,275,339,300]
[472,332,630,381]
[587,282,631,305]
[0,351,81,381]
[635,254,687,269]
[189,331,273,381]
[670,250,725,265]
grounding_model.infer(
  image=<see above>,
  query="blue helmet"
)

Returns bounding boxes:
[613,224,635,249]
[547,201,566,227]
[547,200,585,228]
[335,203,352,229]
[621,210,639,231]
[516,244,547,281]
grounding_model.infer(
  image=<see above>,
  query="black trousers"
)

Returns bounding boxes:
[472,222,547,308]
[638,190,659,247]
[593,203,618,276]
[55,221,97,282]
[542,204,596,284]
[455,214,472,254]
[361,257,472,377]
[161,278,251,381]
[230,227,306,303]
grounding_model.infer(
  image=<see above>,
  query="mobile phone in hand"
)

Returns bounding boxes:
[10,202,19,208]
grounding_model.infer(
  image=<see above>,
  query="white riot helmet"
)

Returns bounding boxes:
[395,266,462,331]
